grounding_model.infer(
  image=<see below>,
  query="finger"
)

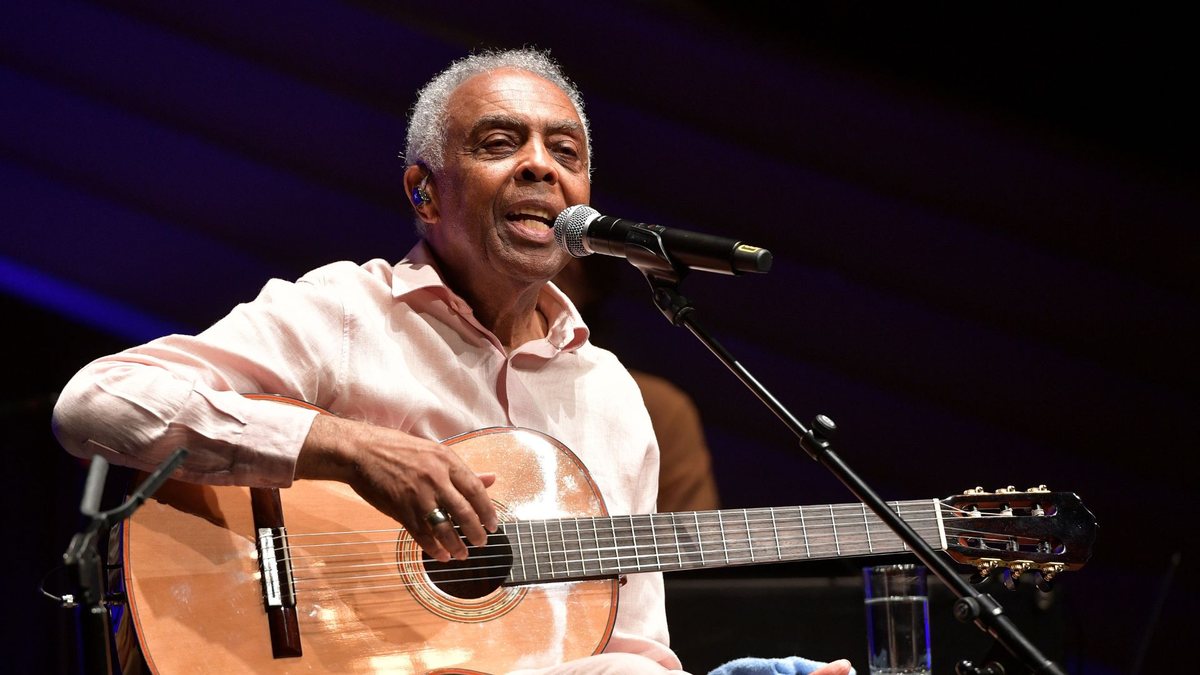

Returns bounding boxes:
[437,488,489,550]
[426,504,470,560]
[813,660,853,675]
[402,504,452,563]
[476,472,497,488]
[452,466,499,536]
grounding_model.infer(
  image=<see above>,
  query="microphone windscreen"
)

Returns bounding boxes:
[554,204,598,258]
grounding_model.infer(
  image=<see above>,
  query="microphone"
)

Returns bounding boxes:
[553,205,772,275]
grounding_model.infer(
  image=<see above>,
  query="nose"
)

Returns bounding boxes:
[515,139,558,185]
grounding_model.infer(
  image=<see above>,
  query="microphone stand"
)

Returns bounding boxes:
[62,448,188,675]
[621,239,1064,675]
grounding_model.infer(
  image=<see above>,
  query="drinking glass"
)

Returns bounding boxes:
[863,563,931,674]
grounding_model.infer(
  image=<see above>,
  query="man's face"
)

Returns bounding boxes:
[422,68,591,290]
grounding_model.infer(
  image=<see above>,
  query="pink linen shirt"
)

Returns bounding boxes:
[53,241,683,672]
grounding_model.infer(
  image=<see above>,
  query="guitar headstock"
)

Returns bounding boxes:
[941,486,1097,584]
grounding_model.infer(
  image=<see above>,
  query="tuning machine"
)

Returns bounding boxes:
[1034,563,1065,592]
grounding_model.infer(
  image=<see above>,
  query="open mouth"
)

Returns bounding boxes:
[505,208,555,230]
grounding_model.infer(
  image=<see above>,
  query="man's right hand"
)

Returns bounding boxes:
[296,414,498,563]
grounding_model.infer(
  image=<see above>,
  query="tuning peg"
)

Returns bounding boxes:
[995,485,1017,494]
[1035,572,1054,593]
[999,568,1016,591]
[971,568,1001,589]
[1008,561,1031,580]
[1026,484,1050,493]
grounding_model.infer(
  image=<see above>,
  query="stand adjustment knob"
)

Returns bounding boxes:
[812,414,836,439]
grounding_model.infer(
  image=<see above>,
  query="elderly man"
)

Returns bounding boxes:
[53,49,851,675]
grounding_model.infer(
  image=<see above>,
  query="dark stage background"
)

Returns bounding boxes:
[2,2,1195,673]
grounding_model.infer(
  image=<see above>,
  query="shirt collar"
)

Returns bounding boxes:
[390,241,590,353]
[389,240,449,298]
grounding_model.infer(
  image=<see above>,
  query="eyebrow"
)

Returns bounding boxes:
[467,114,585,139]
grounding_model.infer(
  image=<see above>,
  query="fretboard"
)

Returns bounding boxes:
[502,500,945,585]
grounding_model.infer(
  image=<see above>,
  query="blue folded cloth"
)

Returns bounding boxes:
[707,656,855,675]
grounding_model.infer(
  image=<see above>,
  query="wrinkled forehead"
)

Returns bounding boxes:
[444,68,584,137]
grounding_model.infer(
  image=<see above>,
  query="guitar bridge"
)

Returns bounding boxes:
[251,487,303,658]
[257,526,293,608]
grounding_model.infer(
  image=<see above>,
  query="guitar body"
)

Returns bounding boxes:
[123,428,619,674]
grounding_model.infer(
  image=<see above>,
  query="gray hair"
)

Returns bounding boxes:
[404,48,592,176]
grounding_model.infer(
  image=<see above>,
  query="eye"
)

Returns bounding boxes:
[551,140,582,166]
[477,134,518,154]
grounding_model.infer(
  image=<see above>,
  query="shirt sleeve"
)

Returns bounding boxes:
[51,274,346,486]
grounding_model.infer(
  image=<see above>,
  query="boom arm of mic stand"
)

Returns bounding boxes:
[626,257,1066,675]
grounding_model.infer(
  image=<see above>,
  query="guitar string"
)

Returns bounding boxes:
[282,518,1035,569]
[282,519,1052,590]
[278,509,1046,574]
[274,499,1008,541]
[286,525,1055,594]
[275,499,1026,548]
[277,506,1041,562]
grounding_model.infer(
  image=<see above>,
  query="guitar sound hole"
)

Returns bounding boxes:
[422,527,513,599]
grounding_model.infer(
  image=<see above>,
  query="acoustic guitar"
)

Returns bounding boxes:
[122,418,1095,674]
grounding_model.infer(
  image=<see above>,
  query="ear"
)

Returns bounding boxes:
[403,164,439,226]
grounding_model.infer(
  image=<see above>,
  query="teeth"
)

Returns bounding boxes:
[507,206,554,223]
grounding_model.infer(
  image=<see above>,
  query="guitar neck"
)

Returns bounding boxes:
[503,499,946,584]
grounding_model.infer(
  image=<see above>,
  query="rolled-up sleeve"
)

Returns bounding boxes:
[52,274,345,486]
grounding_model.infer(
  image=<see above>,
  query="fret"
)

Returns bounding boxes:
[717,511,729,564]
[633,514,654,571]
[626,515,639,571]
[557,519,570,577]
[508,522,524,582]
[541,520,557,578]
[799,506,810,558]
[649,514,662,569]
[770,508,782,560]
[574,518,589,577]
[933,498,948,551]
[528,521,542,580]
[561,514,576,571]
[743,509,756,562]
[862,503,873,553]
[718,510,751,565]
[597,514,614,571]
[829,504,841,556]
[833,504,868,556]
[746,507,783,564]
[556,519,569,577]
[671,512,684,569]
[607,515,631,573]
[896,502,910,551]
